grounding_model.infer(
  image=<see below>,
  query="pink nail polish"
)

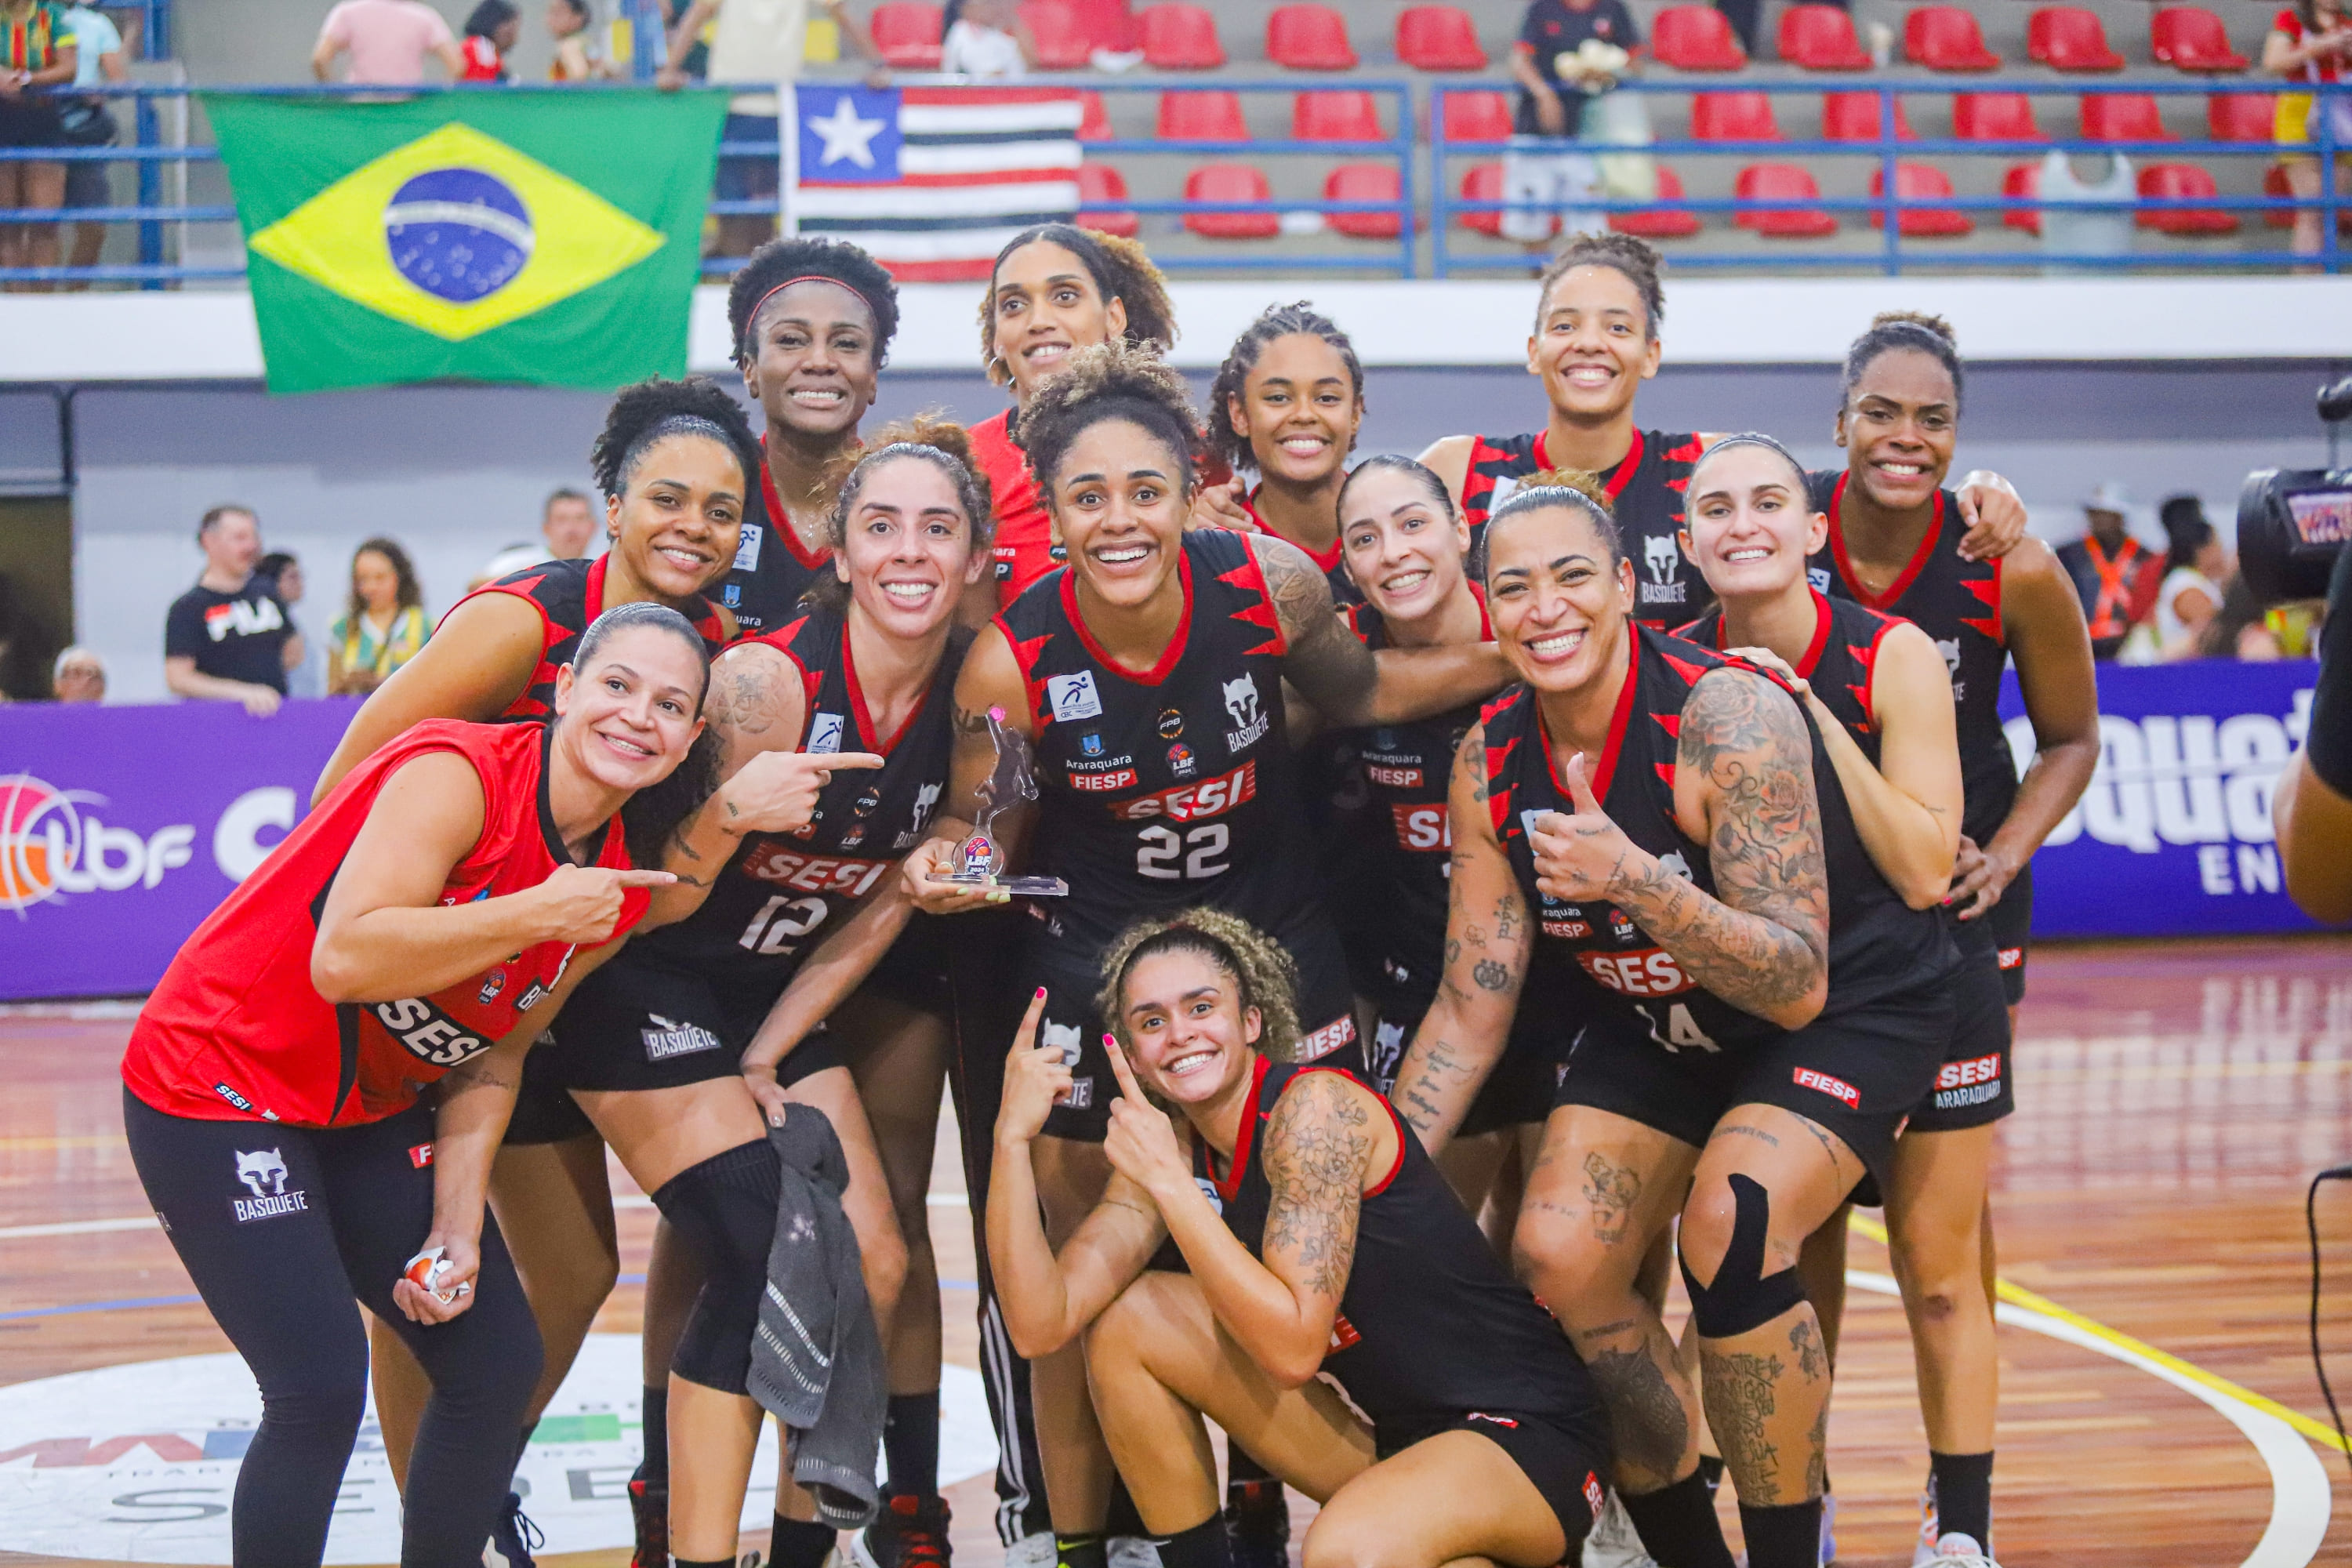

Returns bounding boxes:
[1034,986,1047,1000]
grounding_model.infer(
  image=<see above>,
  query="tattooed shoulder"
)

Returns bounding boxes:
[1261,1071,1374,1301]
[706,644,797,742]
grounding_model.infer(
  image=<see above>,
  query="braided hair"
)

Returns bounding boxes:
[978,224,1178,388]
[1011,339,1203,498]
[800,415,997,610]
[726,236,902,370]
[1097,907,1302,1064]
[1536,233,1666,340]
[1474,466,1623,583]
[1839,310,1963,413]
[590,376,764,506]
[1205,301,1365,476]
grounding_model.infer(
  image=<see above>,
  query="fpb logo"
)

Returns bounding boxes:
[1,774,194,914]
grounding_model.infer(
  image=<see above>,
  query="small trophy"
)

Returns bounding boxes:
[937,706,1068,897]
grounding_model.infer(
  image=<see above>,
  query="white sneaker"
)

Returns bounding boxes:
[1924,1534,1998,1568]
[1909,1475,1940,1567]
[1004,1534,1056,1568]
[1108,1537,1160,1568]
[1580,1490,1659,1568]
[1817,1492,1836,1566]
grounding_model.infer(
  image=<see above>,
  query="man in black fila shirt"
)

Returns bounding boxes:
[165,504,303,718]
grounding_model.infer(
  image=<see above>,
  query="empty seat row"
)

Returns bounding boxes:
[1422,87,2279,145]
[1074,160,1411,238]
[1654,3,2254,74]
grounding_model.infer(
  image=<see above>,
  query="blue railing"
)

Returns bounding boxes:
[0,74,2339,285]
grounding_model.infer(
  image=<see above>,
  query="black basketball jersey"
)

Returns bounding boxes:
[1483,623,1951,1055]
[1675,590,1907,768]
[1458,427,1710,630]
[630,607,969,1002]
[717,440,840,636]
[1804,473,2016,849]
[997,530,1319,953]
[1236,488,1360,606]
[460,555,731,724]
[1196,1058,1602,1439]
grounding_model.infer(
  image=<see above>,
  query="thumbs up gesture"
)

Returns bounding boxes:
[1528,752,1651,904]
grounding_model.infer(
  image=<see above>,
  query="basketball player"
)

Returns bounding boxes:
[718,237,902,635]
[985,909,1617,1568]
[1413,234,2029,630]
[902,343,1509,1568]
[120,604,708,1568]
[1390,474,1957,1568]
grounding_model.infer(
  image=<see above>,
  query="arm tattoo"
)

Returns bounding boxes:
[1261,539,1379,725]
[1607,668,1828,1015]
[706,655,791,742]
[1260,1073,1373,1302]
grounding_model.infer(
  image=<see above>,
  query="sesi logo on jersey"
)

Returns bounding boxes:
[372,996,492,1067]
[1113,760,1258,823]
[1390,804,1450,852]
[1574,946,1696,997]
[739,846,891,897]
[1047,672,1103,723]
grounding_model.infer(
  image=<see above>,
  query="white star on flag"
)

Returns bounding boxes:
[807,95,886,169]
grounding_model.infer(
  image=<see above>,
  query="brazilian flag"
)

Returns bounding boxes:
[205,90,728,394]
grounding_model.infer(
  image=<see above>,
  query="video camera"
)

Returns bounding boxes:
[2239,375,2352,606]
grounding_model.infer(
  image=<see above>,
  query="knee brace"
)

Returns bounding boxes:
[1679,1173,1807,1340]
[652,1138,782,1393]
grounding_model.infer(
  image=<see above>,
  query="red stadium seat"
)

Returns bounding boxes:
[2082,93,2175,141]
[1823,91,1919,141]
[2208,92,2276,140]
[1185,163,1278,238]
[2153,7,2248,71]
[1652,6,1748,70]
[1736,163,1839,236]
[1157,89,1249,140]
[2137,162,2238,234]
[1069,0,1138,53]
[1457,162,1516,236]
[1780,5,1871,69]
[1139,3,1224,68]
[1294,89,1385,142]
[1611,165,1704,237]
[1078,89,1113,141]
[1439,89,1514,141]
[2002,162,2042,234]
[1268,4,1356,69]
[1326,164,1405,238]
[1691,91,1784,140]
[1076,162,1138,238]
[869,2,944,67]
[1018,2,1094,69]
[1870,162,1973,234]
[2263,162,2293,229]
[2029,8,2125,71]
[1953,92,2047,141]
[1396,5,1487,71]
[1905,7,2002,71]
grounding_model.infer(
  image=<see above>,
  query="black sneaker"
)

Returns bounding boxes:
[1224,1479,1288,1568]
[485,1491,543,1568]
[851,1491,952,1568]
[629,1475,670,1568]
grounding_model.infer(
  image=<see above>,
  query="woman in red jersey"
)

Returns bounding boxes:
[121,604,713,1568]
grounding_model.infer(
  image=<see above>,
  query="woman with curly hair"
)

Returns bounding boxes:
[985,908,1613,1568]
[905,340,1508,1564]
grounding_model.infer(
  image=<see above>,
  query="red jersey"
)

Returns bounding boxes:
[972,408,1063,601]
[458,34,506,79]
[123,720,649,1128]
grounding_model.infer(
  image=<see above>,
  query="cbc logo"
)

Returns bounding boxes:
[1,773,296,912]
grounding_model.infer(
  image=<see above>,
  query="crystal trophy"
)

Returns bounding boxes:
[935,705,1068,897]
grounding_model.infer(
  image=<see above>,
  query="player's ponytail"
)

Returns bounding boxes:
[1474,466,1624,582]
[1097,908,1302,1065]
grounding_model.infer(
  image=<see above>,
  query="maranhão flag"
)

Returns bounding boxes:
[205,89,727,394]
[782,84,1081,282]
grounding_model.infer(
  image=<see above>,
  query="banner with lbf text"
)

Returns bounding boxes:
[1,699,355,1000]
[1999,658,2326,938]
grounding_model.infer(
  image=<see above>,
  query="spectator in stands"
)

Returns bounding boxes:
[2056,481,2161,661]
[328,537,430,696]
[2203,574,2287,659]
[943,0,1039,77]
[257,550,326,698]
[312,0,464,85]
[56,4,125,289]
[470,485,600,587]
[2267,0,2352,259]
[1715,0,1772,58]
[1505,0,1640,246]
[0,0,79,292]
[52,644,104,702]
[2151,494,2229,660]
[546,0,612,79]
[165,505,303,718]
[459,0,521,78]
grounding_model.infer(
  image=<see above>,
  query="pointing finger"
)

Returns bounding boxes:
[613,869,680,887]
[1102,1032,1147,1102]
[1012,986,1048,1054]
[825,752,889,771]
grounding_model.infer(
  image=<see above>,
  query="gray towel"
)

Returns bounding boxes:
[746,1105,887,1530]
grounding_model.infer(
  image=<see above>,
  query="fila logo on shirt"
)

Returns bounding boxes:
[1047,672,1103,723]
[230,1148,308,1223]
[203,597,285,642]
[1222,673,1269,753]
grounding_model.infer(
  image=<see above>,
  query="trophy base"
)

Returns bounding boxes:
[934,873,1070,897]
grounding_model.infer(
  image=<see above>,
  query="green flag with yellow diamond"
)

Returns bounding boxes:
[205,90,728,394]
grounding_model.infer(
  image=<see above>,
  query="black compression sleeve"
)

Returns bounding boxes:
[2305,545,2352,799]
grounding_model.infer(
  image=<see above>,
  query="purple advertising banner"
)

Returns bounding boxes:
[2,699,358,1000]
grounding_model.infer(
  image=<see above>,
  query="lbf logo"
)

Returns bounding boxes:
[1,775,194,914]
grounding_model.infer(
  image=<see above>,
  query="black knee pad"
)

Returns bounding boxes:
[653,1138,782,1394]
[1679,1172,1808,1340]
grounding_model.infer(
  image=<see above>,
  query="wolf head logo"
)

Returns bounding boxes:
[1655,849,1691,880]
[910,781,942,834]
[234,1149,289,1198]
[1222,673,1261,731]
[1643,532,1679,585]
[1935,637,1962,679]
[1041,1020,1083,1066]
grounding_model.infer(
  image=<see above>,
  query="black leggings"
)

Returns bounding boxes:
[123,1089,543,1568]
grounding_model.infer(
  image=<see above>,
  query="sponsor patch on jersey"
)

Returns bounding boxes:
[805,713,846,755]
[1041,1020,1084,1066]
[840,823,869,850]
[408,1142,435,1169]
[1583,1472,1606,1523]
[1998,946,2024,970]
[1296,1014,1359,1062]
[1327,1312,1362,1352]
[1390,803,1450,852]
[1069,768,1138,793]
[1793,1067,1861,1108]
[1466,1412,1519,1428]
[1575,947,1695,998]
[1542,917,1592,938]
[1080,732,1104,757]
[1638,581,1689,606]
[1047,671,1104,723]
[642,1014,724,1062]
[1365,762,1422,789]
[1167,742,1197,779]
[212,1081,254,1113]
[1195,1175,1224,1216]
[1808,567,1832,593]
[1371,1019,1406,1087]
[230,1148,307,1223]
[477,969,507,1006]
[1157,707,1184,740]
[1113,760,1258,823]
[372,995,492,1069]
[1221,673,1269,753]
[731,523,763,572]
[1062,1076,1094,1109]
[1935,1052,2002,1093]
[741,845,891,897]
[514,980,547,1013]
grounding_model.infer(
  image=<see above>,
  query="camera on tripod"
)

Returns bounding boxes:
[2239,374,2352,606]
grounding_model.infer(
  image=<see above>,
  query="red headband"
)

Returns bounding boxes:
[746,274,877,340]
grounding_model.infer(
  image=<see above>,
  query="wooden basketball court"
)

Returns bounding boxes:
[5,936,2350,1567]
